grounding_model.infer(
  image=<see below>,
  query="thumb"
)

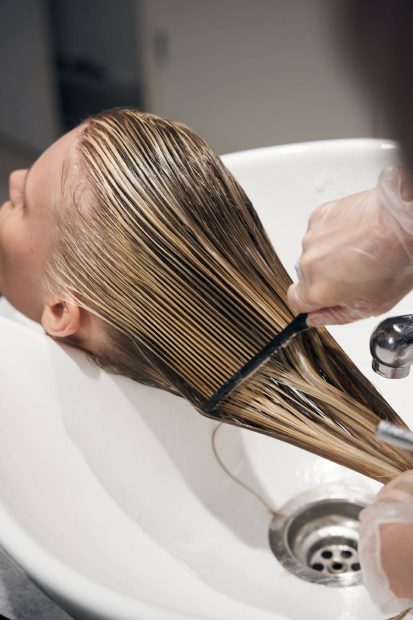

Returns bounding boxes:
[287,282,321,314]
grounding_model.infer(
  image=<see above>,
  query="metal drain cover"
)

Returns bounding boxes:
[309,541,360,575]
[269,485,372,587]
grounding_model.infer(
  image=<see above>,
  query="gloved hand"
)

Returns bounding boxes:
[287,167,413,326]
[359,470,413,616]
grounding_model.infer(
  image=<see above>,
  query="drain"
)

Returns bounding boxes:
[308,534,360,575]
[309,540,360,574]
[269,485,372,587]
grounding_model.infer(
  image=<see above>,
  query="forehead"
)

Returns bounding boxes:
[27,125,84,213]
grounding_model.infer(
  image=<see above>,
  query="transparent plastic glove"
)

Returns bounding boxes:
[359,470,413,616]
[287,167,413,326]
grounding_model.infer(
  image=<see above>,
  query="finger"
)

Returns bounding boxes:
[287,282,322,314]
[376,470,413,502]
[306,305,367,327]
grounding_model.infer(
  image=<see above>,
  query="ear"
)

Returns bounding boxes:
[41,299,81,338]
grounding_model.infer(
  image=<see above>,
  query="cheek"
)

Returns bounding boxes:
[0,214,30,273]
[0,212,44,319]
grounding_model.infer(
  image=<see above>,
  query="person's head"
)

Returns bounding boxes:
[1,107,265,396]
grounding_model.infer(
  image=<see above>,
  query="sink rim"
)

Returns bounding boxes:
[0,138,399,620]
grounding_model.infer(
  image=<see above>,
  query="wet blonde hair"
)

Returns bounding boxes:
[45,107,413,482]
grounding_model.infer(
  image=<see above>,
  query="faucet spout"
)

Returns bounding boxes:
[370,314,413,379]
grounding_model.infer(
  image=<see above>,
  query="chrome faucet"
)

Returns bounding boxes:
[370,314,413,378]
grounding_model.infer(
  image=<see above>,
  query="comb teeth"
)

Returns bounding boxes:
[202,314,310,413]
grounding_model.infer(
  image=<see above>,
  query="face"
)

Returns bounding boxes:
[0,126,82,322]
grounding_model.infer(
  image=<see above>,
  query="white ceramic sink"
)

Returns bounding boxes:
[0,139,408,620]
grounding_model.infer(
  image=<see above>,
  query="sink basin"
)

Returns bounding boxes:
[0,139,407,620]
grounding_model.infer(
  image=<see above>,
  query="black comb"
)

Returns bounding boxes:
[202,313,310,414]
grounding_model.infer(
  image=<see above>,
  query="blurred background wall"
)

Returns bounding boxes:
[0,0,382,199]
